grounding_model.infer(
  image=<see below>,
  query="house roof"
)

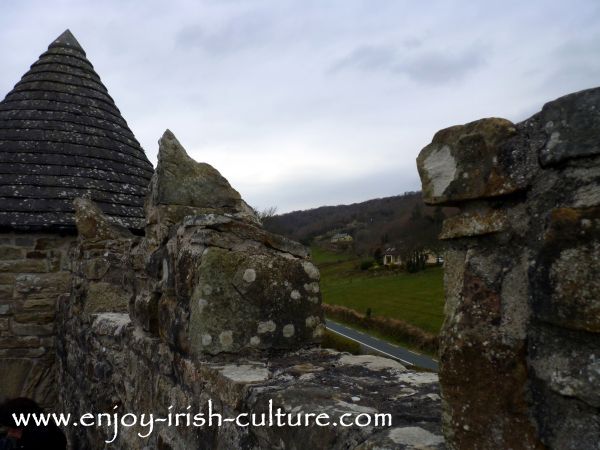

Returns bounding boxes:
[0,30,154,232]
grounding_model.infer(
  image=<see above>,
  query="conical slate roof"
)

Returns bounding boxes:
[0,30,154,231]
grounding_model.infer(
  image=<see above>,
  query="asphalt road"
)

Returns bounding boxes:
[325,320,439,372]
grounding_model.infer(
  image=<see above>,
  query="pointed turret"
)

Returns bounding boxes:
[0,30,154,231]
[49,29,85,54]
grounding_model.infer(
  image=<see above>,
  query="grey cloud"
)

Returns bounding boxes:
[330,44,486,84]
[175,10,271,54]
[399,48,486,83]
[330,45,399,73]
[545,34,600,83]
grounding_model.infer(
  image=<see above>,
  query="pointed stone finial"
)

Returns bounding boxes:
[49,29,85,55]
[74,197,132,240]
[150,129,244,210]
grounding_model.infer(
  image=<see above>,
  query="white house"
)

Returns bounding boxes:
[383,247,401,266]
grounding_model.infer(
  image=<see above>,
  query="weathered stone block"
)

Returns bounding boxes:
[21,359,57,408]
[9,320,53,336]
[539,87,600,166]
[0,358,32,399]
[529,325,600,408]
[34,235,75,251]
[84,281,130,315]
[187,239,322,356]
[0,347,47,358]
[150,130,245,212]
[13,309,55,324]
[417,118,533,204]
[532,207,600,332]
[82,257,111,280]
[499,254,530,343]
[532,383,600,450]
[438,246,541,448]
[14,237,34,247]
[0,273,15,284]
[14,272,70,299]
[74,197,133,240]
[355,426,445,449]
[0,259,47,273]
[0,285,13,299]
[133,289,160,334]
[25,250,47,259]
[440,339,540,449]
[91,313,132,337]
[201,362,271,408]
[183,214,309,258]
[21,297,57,309]
[439,209,508,239]
[0,246,24,260]
[156,294,187,351]
[33,237,63,250]
[572,182,600,208]
[0,336,41,348]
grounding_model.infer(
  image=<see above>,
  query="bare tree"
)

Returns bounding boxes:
[254,206,278,224]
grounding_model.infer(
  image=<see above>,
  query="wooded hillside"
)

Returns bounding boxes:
[264,191,454,257]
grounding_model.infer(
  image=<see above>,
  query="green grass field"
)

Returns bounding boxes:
[312,247,445,334]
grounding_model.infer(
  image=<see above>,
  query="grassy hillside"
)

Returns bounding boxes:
[264,192,448,344]
[312,247,445,335]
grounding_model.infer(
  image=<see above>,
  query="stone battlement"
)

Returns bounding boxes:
[417,86,600,449]
[55,131,444,449]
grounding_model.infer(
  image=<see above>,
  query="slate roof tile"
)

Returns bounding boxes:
[0,30,154,231]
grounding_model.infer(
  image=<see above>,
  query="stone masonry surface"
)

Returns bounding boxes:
[0,232,74,409]
[56,130,445,449]
[417,86,600,449]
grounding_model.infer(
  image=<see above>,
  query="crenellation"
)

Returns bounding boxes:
[417,86,600,449]
[51,130,445,449]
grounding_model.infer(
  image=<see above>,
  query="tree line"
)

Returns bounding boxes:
[263,192,454,271]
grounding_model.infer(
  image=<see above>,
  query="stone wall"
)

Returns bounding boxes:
[8,86,599,449]
[57,131,444,449]
[0,231,73,409]
[417,87,600,449]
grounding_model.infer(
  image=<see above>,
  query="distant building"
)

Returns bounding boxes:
[383,248,443,266]
[383,247,401,266]
[330,232,353,243]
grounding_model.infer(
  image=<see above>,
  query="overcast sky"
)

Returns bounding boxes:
[1,1,599,213]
